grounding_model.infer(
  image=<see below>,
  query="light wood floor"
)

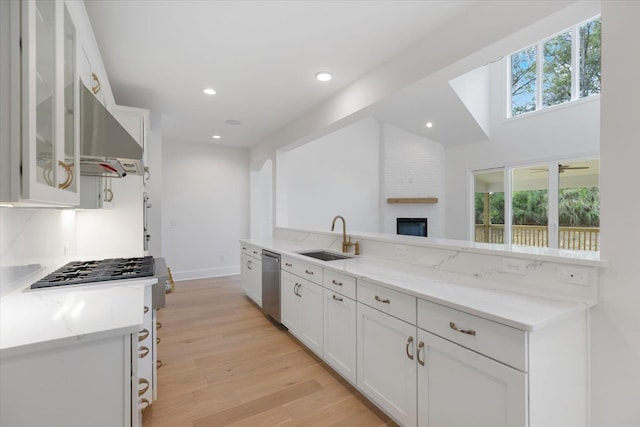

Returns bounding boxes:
[142,275,395,427]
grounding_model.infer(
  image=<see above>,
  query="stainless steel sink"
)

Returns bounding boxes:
[298,251,353,261]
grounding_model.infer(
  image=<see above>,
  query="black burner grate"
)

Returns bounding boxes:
[31,256,155,289]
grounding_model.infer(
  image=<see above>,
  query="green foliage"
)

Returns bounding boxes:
[543,32,572,107]
[475,187,600,227]
[579,18,601,97]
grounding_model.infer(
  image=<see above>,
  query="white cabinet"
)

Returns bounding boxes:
[323,287,357,384]
[240,252,262,306]
[417,329,527,427]
[1,0,80,206]
[0,334,139,427]
[281,270,324,356]
[356,302,417,426]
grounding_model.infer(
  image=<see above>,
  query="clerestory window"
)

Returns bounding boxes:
[509,16,601,118]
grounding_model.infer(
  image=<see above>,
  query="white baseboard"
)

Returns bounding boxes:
[171,265,240,282]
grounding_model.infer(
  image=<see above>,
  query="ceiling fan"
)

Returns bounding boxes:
[530,164,590,173]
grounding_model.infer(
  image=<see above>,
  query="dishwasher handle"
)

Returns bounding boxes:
[262,250,280,262]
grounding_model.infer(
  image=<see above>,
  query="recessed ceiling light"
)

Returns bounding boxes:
[315,71,332,82]
[425,122,433,128]
[212,135,221,139]
[203,88,216,95]
[225,119,242,126]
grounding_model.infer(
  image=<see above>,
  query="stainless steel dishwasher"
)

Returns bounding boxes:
[261,250,281,322]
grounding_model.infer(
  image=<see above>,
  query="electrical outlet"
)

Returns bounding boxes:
[557,266,589,286]
[394,245,406,255]
[501,258,528,276]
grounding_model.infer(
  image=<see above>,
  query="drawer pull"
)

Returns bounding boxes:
[253,250,259,255]
[156,337,161,345]
[138,378,150,396]
[332,294,343,302]
[140,398,150,410]
[156,322,162,330]
[144,306,149,314]
[375,295,390,304]
[285,262,292,267]
[417,341,425,366]
[331,279,343,286]
[305,269,314,275]
[138,329,149,342]
[157,360,163,369]
[405,336,414,360]
[242,246,247,250]
[138,346,150,359]
[449,322,476,336]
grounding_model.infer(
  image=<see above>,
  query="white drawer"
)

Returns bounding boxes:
[323,269,356,300]
[418,299,528,371]
[282,256,323,285]
[240,242,262,260]
[357,279,416,325]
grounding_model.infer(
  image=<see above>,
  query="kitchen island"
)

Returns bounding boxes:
[240,227,605,427]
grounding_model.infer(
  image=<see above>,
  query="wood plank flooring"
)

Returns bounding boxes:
[142,275,395,427]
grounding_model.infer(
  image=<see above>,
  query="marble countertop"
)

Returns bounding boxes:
[0,278,156,359]
[242,238,590,331]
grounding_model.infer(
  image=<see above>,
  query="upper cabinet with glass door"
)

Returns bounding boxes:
[0,0,79,206]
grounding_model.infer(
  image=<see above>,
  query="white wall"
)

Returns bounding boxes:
[278,117,381,233]
[382,123,445,237]
[592,2,640,425]
[162,140,249,280]
[249,158,273,240]
[76,176,144,259]
[145,112,163,257]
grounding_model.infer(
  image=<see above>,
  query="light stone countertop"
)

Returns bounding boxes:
[242,238,590,332]
[0,277,156,358]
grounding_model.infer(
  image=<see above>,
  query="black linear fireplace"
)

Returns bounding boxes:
[396,218,428,237]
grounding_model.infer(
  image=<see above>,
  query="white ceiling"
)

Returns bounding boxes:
[84,0,478,149]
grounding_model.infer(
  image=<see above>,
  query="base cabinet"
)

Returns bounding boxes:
[281,270,323,356]
[356,302,417,426]
[417,330,527,427]
[0,334,139,427]
[323,289,357,384]
[240,253,262,306]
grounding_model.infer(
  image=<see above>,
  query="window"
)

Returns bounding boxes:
[509,16,601,117]
[472,159,600,251]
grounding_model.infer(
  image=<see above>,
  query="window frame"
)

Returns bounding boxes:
[507,15,600,119]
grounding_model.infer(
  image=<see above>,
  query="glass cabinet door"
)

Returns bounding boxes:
[22,0,79,205]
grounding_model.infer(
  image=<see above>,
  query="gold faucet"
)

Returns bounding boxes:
[331,215,360,255]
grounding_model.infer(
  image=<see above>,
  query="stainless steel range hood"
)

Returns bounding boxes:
[80,83,143,177]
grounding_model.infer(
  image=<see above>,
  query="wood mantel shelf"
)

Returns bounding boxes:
[386,197,438,204]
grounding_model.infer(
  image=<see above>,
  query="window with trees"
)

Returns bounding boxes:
[473,159,600,251]
[509,16,601,117]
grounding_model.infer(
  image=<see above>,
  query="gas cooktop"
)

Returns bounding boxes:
[30,256,155,290]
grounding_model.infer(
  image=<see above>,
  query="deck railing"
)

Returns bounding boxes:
[475,225,600,251]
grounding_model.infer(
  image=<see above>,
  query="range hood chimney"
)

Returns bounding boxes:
[79,83,143,178]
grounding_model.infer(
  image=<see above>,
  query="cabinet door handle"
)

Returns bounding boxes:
[305,269,314,275]
[91,72,101,94]
[247,260,252,270]
[156,322,162,330]
[138,378,150,396]
[138,346,150,359]
[104,188,113,202]
[285,262,292,267]
[449,322,476,336]
[406,336,414,360]
[417,341,425,366]
[332,294,343,302]
[375,295,390,304]
[293,283,299,296]
[156,337,161,345]
[144,306,149,314]
[58,161,74,189]
[139,398,150,410]
[331,279,343,286]
[156,360,163,369]
[138,329,149,342]
[297,283,303,298]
